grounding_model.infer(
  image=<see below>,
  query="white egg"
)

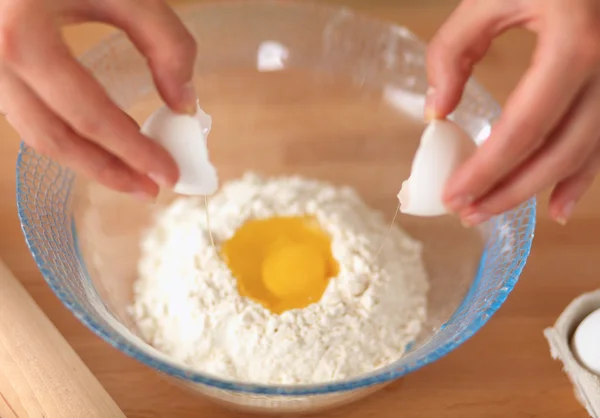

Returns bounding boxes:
[398,119,476,216]
[141,103,218,196]
[572,308,600,376]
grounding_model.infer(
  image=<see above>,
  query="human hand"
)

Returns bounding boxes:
[0,0,198,199]
[426,0,600,225]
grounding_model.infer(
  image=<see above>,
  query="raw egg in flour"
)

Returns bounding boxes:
[141,103,218,195]
[221,216,339,314]
[398,119,476,216]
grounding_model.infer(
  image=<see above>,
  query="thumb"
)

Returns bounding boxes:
[425,0,528,120]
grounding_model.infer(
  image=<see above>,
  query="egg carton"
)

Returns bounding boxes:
[544,290,600,418]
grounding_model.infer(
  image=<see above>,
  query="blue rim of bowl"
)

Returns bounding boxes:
[15,1,536,396]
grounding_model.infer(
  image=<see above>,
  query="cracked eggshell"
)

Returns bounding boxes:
[398,119,476,217]
[141,103,218,196]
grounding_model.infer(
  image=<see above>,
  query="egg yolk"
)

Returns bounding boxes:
[221,216,338,314]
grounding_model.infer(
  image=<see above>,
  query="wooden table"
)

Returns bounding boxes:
[0,0,595,417]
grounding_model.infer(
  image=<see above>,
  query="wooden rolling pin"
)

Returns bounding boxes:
[0,259,126,417]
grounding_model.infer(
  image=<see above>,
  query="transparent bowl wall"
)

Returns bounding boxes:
[16,1,535,414]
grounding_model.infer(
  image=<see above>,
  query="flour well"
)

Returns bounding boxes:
[130,173,429,384]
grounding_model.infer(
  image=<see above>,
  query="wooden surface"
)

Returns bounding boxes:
[0,0,596,417]
[0,259,126,418]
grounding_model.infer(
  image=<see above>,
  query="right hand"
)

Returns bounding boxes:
[426,0,600,226]
[0,0,198,200]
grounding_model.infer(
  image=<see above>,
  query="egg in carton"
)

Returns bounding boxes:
[544,290,600,418]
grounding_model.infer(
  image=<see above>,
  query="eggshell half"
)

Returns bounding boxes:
[572,308,600,376]
[141,103,218,196]
[398,119,476,216]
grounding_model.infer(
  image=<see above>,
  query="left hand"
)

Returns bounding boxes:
[0,0,197,199]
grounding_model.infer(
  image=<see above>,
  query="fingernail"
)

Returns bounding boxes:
[556,201,575,226]
[148,171,175,188]
[445,195,474,212]
[424,86,438,121]
[181,81,198,115]
[461,212,491,227]
[425,108,439,122]
[132,191,156,203]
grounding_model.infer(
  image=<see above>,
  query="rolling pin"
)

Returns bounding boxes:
[0,259,126,417]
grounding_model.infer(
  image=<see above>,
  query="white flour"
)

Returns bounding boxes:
[130,173,429,384]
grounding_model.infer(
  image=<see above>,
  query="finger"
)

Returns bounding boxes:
[0,65,158,198]
[548,149,600,225]
[425,0,527,119]
[444,20,600,212]
[97,0,198,114]
[0,13,180,187]
[460,77,600,225]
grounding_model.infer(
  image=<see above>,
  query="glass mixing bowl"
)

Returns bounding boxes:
[16,1,535,414]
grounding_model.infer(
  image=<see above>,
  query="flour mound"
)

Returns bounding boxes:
[129,173,429,384]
